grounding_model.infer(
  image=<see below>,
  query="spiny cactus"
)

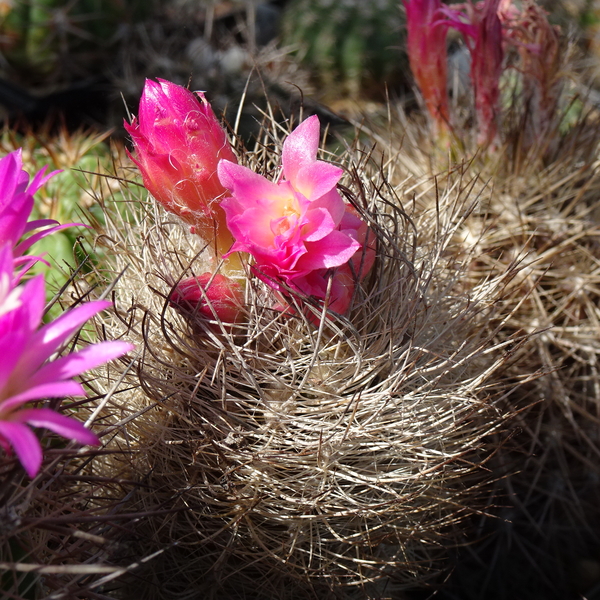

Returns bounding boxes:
[281,0,407,102]
[0,125,123,294]
[0,0,155,83]
[64,104,530,599]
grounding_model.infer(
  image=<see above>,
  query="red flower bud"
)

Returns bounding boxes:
[170,273,244,325]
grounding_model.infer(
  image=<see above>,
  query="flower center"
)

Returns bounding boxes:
[272,213,298,238]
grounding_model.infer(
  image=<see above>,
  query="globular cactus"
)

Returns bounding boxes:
[70,110,529,599]
[281,0,407,101]
[0,0,154,83]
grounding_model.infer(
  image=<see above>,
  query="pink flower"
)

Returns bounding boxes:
[290,207,376,314]
[0,245,134,477]
[125,79,238,257]
[0,149,81,271]
[218,115,370,315]
[170,272,244,325]
[442,0,504,147]
[404,0,452,134]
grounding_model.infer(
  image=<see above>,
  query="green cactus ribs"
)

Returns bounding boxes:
[0,0,154,83]
[281,0,409,104]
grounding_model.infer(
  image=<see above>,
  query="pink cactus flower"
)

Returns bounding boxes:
[0,149,82,271]
[170,272,244,325]
[442,0,504,148]
[289,207,376,315]
[125,79,238,258]
[218,115,371,315]
[404,0,452,135]
[0,245,134,477]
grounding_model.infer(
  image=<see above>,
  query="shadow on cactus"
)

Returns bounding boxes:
[360,3,600,596]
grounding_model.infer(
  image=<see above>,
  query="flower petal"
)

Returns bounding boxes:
[0,192,34,247]
[281,115,320,185]
[25,300,112,371]
[0,381,86,414]
[27,165,60,196]
[14,223,86,257]
[23,218,59,233]
[16,273,45,332]
[0,420,42,478]
[0,151,23,209]
[301,207,336,242]
[19,408,100,447]
[296,231,361,271]
[0,326,27,392]
[29,341,134,387]
[293,161,343,201]
[303,187,346,231]
[218,160,282,204]
[222,204,277,248]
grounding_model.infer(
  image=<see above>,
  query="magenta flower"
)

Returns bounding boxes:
[125,79,238,257]
[218,115,372,315]
[0,149,81,271]
[404,0,452,135]
[0,245,134,477]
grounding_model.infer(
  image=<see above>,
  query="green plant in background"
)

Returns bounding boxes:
[0,126,126,295]
[0,0,155,83]
[280,0,407,102]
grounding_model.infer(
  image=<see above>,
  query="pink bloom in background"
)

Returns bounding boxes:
[125,79,238,257]
[0,149,81,272]
[471,0,504,148]
[170,272,244,325]
[0,245,133,477]
[218,115,373,315]
[443,0,504,148]
[404,0,452,135]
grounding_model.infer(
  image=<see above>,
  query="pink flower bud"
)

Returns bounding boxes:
[170,273,244,325]
[125,79,238,257]
[404,0,452,135]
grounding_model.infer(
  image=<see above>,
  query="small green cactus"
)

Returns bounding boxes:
[281,0,407,101]
[0,0,155,83]
[0,126,125,299]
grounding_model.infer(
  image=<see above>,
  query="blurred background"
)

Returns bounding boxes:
[0,0,410,134]
[3,2,600,600]
[0,0,597,133]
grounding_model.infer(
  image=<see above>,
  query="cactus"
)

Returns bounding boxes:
[0,0,155,83]
[281,0,407,101]
[0,125,124,296]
